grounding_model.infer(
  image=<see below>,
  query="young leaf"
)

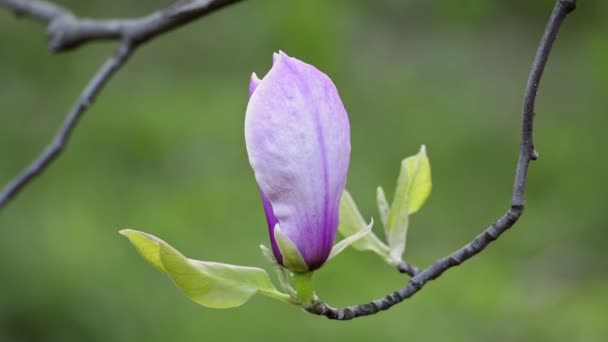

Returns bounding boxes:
[120,229,292,308]
[385,206,408,264]
[274,264,297,299]
[376,186,390,227]
[259,244,277,263]
[338,190,390,258]
[385,145,432,262]
[329,218,373,260]
[401,145,432,215]
[120,229,166,272]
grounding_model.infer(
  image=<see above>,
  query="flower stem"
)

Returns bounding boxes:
[293,271,315,306]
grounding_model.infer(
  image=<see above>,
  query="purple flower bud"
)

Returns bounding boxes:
[245,51,351,271]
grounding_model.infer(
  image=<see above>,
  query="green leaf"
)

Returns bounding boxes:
[120,229,166,272]
[274,264,297,299]
[329,218,373,260]
[401,145,432,215]
[385,206,408,264]
[120,229,292,308]
[376,186,390,227]
[385,145,432,263]
[259,244,276,263]
[338,190,390,258]
[259,244,296,299]
[273,224,309,273]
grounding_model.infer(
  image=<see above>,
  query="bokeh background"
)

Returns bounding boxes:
[1,0,607,341]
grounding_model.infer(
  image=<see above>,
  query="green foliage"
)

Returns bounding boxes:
[329,218,374,260]
[259,244,276,263]
[120,229,292,308]
[385,145,432,263]
[376,186,390,227]
[339,146,432,266]
[338,191,389,257]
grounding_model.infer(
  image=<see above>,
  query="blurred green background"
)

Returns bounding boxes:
[1,0,607,341]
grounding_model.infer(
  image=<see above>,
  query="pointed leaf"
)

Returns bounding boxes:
[329,218,373,260]
[121,229,289,308]
[386,208,408,264]
[400,145,432,215]
[385,145,431,262]
[376,186,390,228]
[120,229,166,272]
[338,190,389,258]
[259,244,277,264]
[274,265,297,299]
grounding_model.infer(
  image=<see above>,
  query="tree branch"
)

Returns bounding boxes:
[0,0,244,209]
[0,44,133,209]
[306,0,577,320]
[1,0,244,52]
[2,0,68,22]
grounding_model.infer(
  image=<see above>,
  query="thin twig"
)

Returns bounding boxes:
[306,0,577,320]
[0,44,133,209]
[1,0,244,52]
[2,0,68,22]
[0,0,244,209]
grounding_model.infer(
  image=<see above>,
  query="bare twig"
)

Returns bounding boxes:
[306,0,577,320]
[2,0,67,22]
[0,44,133,208]
[0,0,243,209]
[1,0,244,52]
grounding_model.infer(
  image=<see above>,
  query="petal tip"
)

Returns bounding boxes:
[249,72,261,97]
[272,50,292,66]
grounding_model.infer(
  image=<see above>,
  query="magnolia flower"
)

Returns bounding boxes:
[121,51,430,310]
[245,51,351,273]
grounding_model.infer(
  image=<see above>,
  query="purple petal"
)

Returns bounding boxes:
[245,51,351,270]
[250,72,283,264]
[249,72,261,97]
[260,190,283,265]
